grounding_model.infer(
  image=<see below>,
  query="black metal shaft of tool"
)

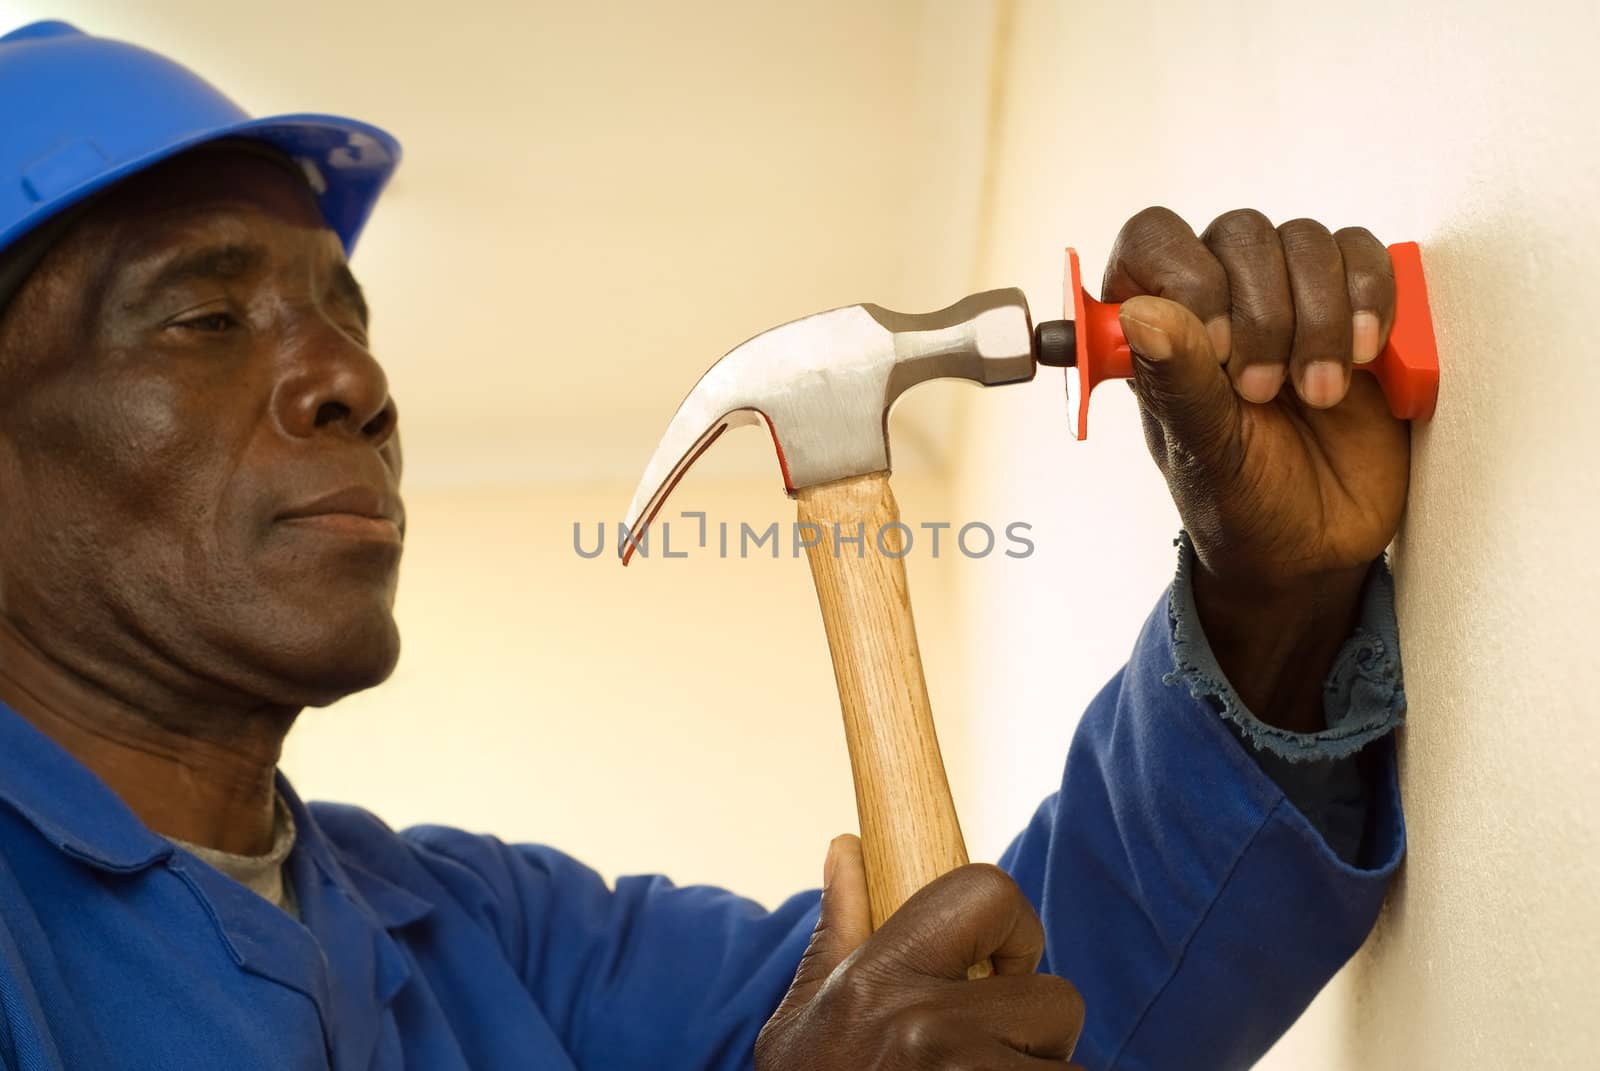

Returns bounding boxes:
[1033,319,1077,368]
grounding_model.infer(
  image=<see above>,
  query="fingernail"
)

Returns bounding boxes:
[1120,315,1173,361]
[823,839,838,890]
[1205,316,1231,363]
[1301,361,1347,408]
[1237,364,1284,404]
[1352,311,1381,364]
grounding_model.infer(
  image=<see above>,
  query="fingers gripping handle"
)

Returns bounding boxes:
[1044,242,1441,439]
[796,473,992,978]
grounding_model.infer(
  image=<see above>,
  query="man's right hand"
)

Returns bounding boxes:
[755,835,1086,1069]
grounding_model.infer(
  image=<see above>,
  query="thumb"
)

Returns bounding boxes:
[781,835,873,1008]
[1119,295,1241,466]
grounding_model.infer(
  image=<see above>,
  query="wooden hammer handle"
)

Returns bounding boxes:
[797,472,978,939]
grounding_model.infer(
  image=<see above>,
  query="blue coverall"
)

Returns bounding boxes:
[0,544,1406,1070]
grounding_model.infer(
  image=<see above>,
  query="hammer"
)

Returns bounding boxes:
[620,246,1438,935]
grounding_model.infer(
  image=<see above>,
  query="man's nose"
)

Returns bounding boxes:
[271,319,397,450]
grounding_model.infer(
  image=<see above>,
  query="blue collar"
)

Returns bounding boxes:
[0,699,175,872]
[0,699,431,932]
[276,773,435,932]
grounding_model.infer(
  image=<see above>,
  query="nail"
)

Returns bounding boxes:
[1205,316,1231,363]
[823,839,838,890]
[1301,361,1347,408]
[1352,311,1381,364]
[1237,364,1284,404]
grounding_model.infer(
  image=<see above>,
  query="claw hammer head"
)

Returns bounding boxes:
[620,288,1036,563]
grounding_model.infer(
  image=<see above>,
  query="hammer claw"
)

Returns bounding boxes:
[621,413,745,565]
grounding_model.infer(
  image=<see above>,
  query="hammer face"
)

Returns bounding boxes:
[621,288,1035,562]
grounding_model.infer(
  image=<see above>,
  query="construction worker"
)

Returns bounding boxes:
[0,20,1406,1071]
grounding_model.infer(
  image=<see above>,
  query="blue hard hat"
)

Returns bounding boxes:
[0,19,400,268]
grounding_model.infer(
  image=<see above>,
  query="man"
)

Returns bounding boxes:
[0,20,1407,1071]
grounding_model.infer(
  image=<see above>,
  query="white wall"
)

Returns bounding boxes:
[959,1,1600,1066]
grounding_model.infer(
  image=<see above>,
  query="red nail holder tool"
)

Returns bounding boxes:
[1045,243,1441,439]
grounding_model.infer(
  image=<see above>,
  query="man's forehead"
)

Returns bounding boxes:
[112,204,345,277]
[85,154,355,297]
[50,164,366,331]
[98,153,337,252]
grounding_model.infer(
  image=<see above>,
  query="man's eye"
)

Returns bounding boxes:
[174,312,239,333]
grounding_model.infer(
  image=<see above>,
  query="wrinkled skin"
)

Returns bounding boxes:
[0,147,401,852]
[760,209,1406,1065]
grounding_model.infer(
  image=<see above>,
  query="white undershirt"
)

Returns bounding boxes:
[166,792,299,918]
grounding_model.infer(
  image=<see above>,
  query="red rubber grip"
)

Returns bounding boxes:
[1062,242,1440,440]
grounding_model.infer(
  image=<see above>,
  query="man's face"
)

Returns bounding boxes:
[0,148,404,716]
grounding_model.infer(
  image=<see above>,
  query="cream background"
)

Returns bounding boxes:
[5,1,1595,1066]
[0,0,1003,904]
[955,2,1600,1068]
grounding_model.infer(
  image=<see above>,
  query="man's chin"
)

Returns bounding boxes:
[257,616,402,708]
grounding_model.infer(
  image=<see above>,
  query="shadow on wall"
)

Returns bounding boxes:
[1339,201,1594,1064]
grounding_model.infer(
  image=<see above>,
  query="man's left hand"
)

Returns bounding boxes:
[1103,207,1410,732]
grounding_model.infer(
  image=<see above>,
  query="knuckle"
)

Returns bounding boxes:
[1278,218,1341,269]
[960,863,1024,903]
[1123,205,1188,242]
[1333,224,1385,253]
[826,955,877,1006]
[886,1005,955,1062]
[1135,257,1227,320]
[1234,302,1293,343]
[1114,207,1193,268]
[1204,207,1276,249]
[1160,258,1227,302]
[1039,973,1087,1024]
[1346,268,1395,313]
[1110,207,1226,314]
[1278,216,1334,248]
[1336,232,1396,312]
[1293,298,1342,331]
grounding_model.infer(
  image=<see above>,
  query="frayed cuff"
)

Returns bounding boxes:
[1163,531,1406,764]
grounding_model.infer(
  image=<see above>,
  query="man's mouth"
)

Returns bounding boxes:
[277,485,404,543]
